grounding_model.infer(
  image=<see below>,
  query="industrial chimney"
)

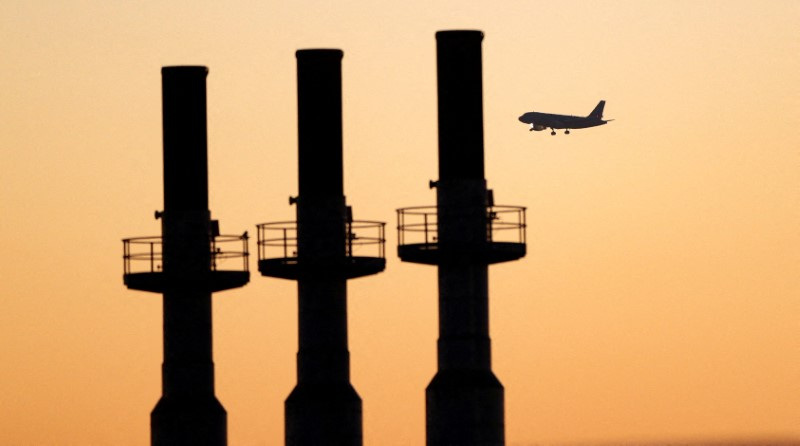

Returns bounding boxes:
[122,66,250,446]
[396,31,527,446]
[256,50,386,446]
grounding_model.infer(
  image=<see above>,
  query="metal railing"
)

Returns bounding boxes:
[256,220,386,261]
[123,236,163,274]
[256,221,297,260]
[122,234,250,275]
[396,206,439,246]
[396,205,526,246]
[346,220,386,259]
[210,234,250,272]
[486,206,527,244]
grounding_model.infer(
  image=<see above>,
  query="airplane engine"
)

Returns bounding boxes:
[531,124,547,131]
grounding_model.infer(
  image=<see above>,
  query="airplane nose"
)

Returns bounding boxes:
[518,114,526,122]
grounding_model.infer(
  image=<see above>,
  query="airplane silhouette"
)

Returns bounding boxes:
[519,100,612,135]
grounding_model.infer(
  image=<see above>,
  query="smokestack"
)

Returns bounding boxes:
[397,31,527,446]
[123,66,249,446]
[257,49,386,446]
[437,30,485,182]
[296,50,346,265]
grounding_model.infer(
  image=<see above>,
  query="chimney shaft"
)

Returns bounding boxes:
[152,66,226,446]
[285,49,363,446]
[162,66,210,212]
[437,30,485,181]
[161,66,211,275]
[427,31,505,446]
[297,50,344,200]
[296,50,347,263]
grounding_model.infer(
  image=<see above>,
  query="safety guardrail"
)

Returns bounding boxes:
[396,205,526,246]
[122,234,250,275]
[256,220,386,261]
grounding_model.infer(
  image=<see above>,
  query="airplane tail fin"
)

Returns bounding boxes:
[588,100,605,119]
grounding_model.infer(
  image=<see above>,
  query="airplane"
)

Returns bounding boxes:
[519,100,612,135]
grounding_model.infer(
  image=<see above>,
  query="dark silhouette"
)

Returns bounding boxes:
[122,66,249,446]
[518,100,612,135]
[397,30,527,446]
[256,49,386,446]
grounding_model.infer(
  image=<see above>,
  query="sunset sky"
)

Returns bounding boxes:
[1,1,798,444]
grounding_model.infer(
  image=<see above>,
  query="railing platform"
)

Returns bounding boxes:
[122,234,250,293]
[256,220,386,280]
[396,205,527,265]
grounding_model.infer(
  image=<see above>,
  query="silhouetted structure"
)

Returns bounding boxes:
[397,31,527,446]
[122,66,249,446]
[257,50,386,446]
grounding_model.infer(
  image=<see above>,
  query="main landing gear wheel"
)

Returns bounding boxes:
[565,130,570,135]
[550,130,556,136]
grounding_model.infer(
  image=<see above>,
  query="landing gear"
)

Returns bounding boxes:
[565,129,570,135]
[550,129,556,136]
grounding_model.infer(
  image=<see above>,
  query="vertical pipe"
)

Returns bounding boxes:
[285,49,362,446]
[424,213,429,244]
[436,31,485,182]
[152,66,226,446]
[427,31,505,446]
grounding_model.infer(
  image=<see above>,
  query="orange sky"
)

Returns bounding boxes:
[1,1,798,444]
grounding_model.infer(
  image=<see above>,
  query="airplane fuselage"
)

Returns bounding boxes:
[518,100,610,134]
[518,112,607,130]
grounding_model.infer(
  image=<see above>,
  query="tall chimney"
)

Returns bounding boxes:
[123,66,250,446]
[257,49,386,446]
[397,31,527,446]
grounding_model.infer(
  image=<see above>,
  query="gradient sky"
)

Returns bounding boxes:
[1,1,798,445]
